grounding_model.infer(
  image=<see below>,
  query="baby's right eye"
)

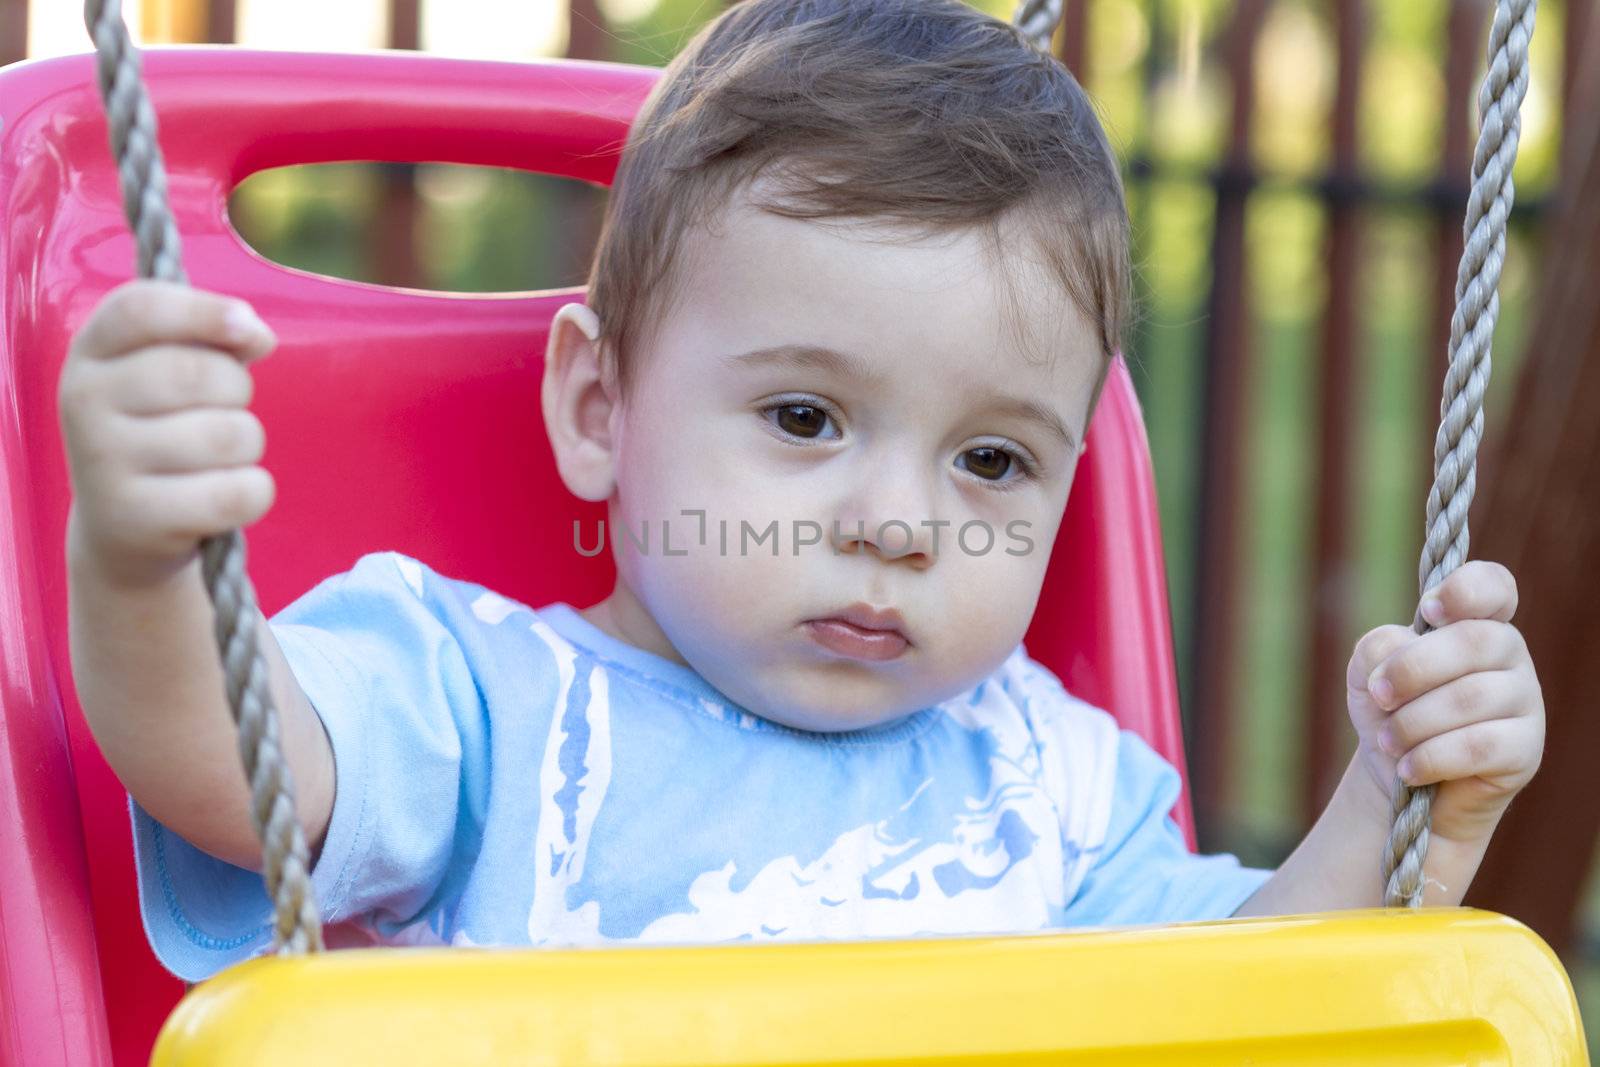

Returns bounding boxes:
[761,400,841,441]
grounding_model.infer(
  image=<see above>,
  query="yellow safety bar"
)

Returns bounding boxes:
[152,908,1588,1065]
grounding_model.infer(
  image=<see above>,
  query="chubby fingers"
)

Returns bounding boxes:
[1347,624,1417,694]
[1375,668,1526,759]
[100,344,258,416]
[72,279,276,365]
[1365,619,1527,712]
[1418,560,1519,627]
[1391,717,1537,789]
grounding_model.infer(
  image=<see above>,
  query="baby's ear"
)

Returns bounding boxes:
[541,303,618,502]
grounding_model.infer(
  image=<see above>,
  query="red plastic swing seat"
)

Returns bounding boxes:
[0,48,1189,1066]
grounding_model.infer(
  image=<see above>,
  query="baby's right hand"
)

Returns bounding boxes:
[59,280,279,587]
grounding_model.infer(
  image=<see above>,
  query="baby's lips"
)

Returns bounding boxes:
[804,618,910,662]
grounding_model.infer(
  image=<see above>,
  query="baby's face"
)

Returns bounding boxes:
[596,195,1101,731]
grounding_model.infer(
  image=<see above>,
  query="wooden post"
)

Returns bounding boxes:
[373,0,423,291]
[1122,2,1165,407]
[1561,0,1593,192]
[206,0,236,43]
[388,0,420,51]
[1,0,27,66]
[568,0,609,63]
[1188,0,1267,845]
[1055,0,1088,82]
[1462,0,1600,957]
[1303,0,1366,818]
[554,0,612,289]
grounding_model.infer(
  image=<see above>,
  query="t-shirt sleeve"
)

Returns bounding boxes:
[129,551,487,981]
[1064,729,1272,927]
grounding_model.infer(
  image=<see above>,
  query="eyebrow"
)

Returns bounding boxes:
[723,343,887,386]
[724,343,1079,451]
[976,394,1079,452]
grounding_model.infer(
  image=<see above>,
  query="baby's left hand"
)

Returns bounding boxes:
[1346,560,1545,846]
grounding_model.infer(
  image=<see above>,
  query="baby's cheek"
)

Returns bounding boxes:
[673,546,781,630]
[934,550,1043,665]
[624,520,787,638]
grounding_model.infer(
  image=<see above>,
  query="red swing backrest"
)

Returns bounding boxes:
[0,49,1190,1067]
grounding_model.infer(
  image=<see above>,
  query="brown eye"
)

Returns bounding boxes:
[961,447,1012,480]
[775,404,829,438]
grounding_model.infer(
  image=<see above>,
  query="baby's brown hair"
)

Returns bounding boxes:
[586,0,1130,405]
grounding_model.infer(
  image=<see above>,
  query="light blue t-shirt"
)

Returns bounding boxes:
[131,552,1270,981]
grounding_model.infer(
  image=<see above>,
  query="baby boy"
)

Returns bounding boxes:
[59,0,1544,981]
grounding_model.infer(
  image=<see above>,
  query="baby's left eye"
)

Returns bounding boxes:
[960,447,1011,480]
[957,446,1022,482]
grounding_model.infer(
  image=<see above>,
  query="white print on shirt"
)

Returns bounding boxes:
[512,617,1113,946]
[630,685,1075,944]
[526,617,614,946]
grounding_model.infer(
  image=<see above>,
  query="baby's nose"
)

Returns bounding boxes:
[828,457,943,566]
[829,516,938,568]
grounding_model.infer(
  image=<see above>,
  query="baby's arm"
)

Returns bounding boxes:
[1228,757,1482,914]
[59,280,333,872]
[1234,561,1544,914]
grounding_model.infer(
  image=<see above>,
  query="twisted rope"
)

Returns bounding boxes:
[84,0,323,953]
[1383,0,1537,909]
[1012,0,1064,54]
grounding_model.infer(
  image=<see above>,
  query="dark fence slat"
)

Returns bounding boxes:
[1056,0,1088,83]
[388,0,421,51]
[568,0,610,62]
[1563,0,1594,187]
[1304,0,1367,819]
[557,0,612,287]
[373,0,423,291]
[206,0,236,43]
[1189,0,1268,845]
[1,0,27,65]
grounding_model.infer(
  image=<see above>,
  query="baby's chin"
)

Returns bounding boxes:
[691,650,992,735]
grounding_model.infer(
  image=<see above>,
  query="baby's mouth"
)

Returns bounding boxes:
[802,603,910,662]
